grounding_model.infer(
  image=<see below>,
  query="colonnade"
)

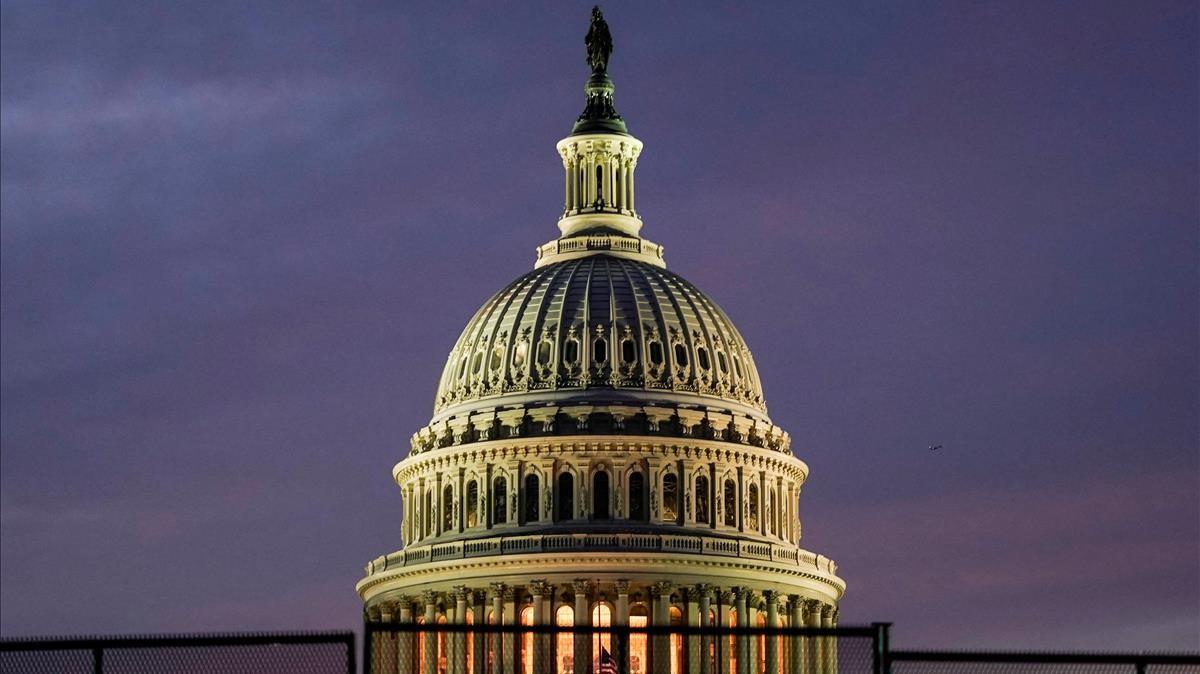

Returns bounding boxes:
[367,580,839,674]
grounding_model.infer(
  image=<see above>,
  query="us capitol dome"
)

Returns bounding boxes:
[359,8,845,673]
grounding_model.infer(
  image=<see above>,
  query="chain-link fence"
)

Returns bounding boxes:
[888,650,1200,674]
[363,623,885,674]
[0,631,355,674]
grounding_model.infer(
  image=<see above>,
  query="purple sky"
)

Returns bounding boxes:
[2,1,1197,650]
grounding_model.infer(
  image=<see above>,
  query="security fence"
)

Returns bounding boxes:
[888,650,1200,674]
[1,628,1197,674]
[0,631,355,674]
[363,622,885,674]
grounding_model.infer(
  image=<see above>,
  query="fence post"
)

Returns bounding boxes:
[1136,661,1147,674]
[347,631,358,674]
[92,646,103,674]
[871,623,891,674]
[363,621,373,674]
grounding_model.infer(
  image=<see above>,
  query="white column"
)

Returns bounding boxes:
[718,590,733,674]
[422,590,438,674]
[573,579,592,674]
[765,592,779,674]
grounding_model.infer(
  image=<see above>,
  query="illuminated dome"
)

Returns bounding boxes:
[416,256,786,458]
[360,11,845,670]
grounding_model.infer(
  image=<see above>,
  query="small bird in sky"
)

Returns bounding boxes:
[928,444,943,451]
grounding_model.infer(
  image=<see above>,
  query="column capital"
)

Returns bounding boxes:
[472,589,488,605]
[650,581,675,598]
[831,608,839,624]
[762,590,780,606]
[718,589,734,604]
[529,579,550,597]
[787,594,802,607]
[614,579,631,595]
[730,586,749,602]
[572,578,593,596]
[695,583,715,599]
[421,589,439,606]
[820,603,834,617]
[453,585,472,601]
[366,605,382,622]
[489,582,507,599]
[501,586,516,601]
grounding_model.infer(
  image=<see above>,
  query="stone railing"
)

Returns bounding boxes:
[365,532,838,579]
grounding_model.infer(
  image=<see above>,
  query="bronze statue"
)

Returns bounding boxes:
[585,6,612,75]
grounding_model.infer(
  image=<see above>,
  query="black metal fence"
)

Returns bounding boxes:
[0,631,355,674]
[363,622,886,674]
[2,628,1197,674]
[888,650,1200,674]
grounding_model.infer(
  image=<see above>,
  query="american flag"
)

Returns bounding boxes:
[598,646,618,674]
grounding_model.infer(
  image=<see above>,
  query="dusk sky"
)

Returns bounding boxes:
[2,1,1197,650]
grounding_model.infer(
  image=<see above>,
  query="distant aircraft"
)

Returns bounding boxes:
[928,444,943,451]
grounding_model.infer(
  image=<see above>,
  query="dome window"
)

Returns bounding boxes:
[732,355,743,378]
[466,480,479,528]
[628,471,647,521]
[621,338,636,364]
[592,471,611,520]
[563,338,580,365]
[442,484,454,531]
[648,341,664,366]
[513,341,528,368]
[471,350,484,375]
[536,341,553,368]
[593,337,608,365]
[717,351,728,375]
[557,472,574,521]
[695,474,710,524]
[723,480,737,527]
[524,474,540,523]
[673,343,689,367]
[493,476,508,525]
[489,345,504,372]
[748,483,759,530]
[661,472,678,520]
[697,346,711,371]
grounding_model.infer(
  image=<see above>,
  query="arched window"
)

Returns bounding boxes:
[662,472,678,521]
[592,603,613,669]
[628,471,646,521]
[442,484,454,531]
[723,479,737,526]
[629,604,649,674]
[557,472,574,521]
[748,483,759,530]
[424,488,433,538]
[466,480,478,528]
[524,473,540,523]
[520,606,534,674]
[695,475,710,524]
[493,476,507,525]
[555,605,575,674]
[768,487,777,535]
[593,471,610,520]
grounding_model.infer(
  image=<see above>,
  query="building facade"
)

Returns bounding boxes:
[358,9,845,674]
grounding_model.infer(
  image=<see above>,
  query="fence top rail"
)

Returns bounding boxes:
[889,650,1200,665]
[0,631,356,652]
[363,623,878,637]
